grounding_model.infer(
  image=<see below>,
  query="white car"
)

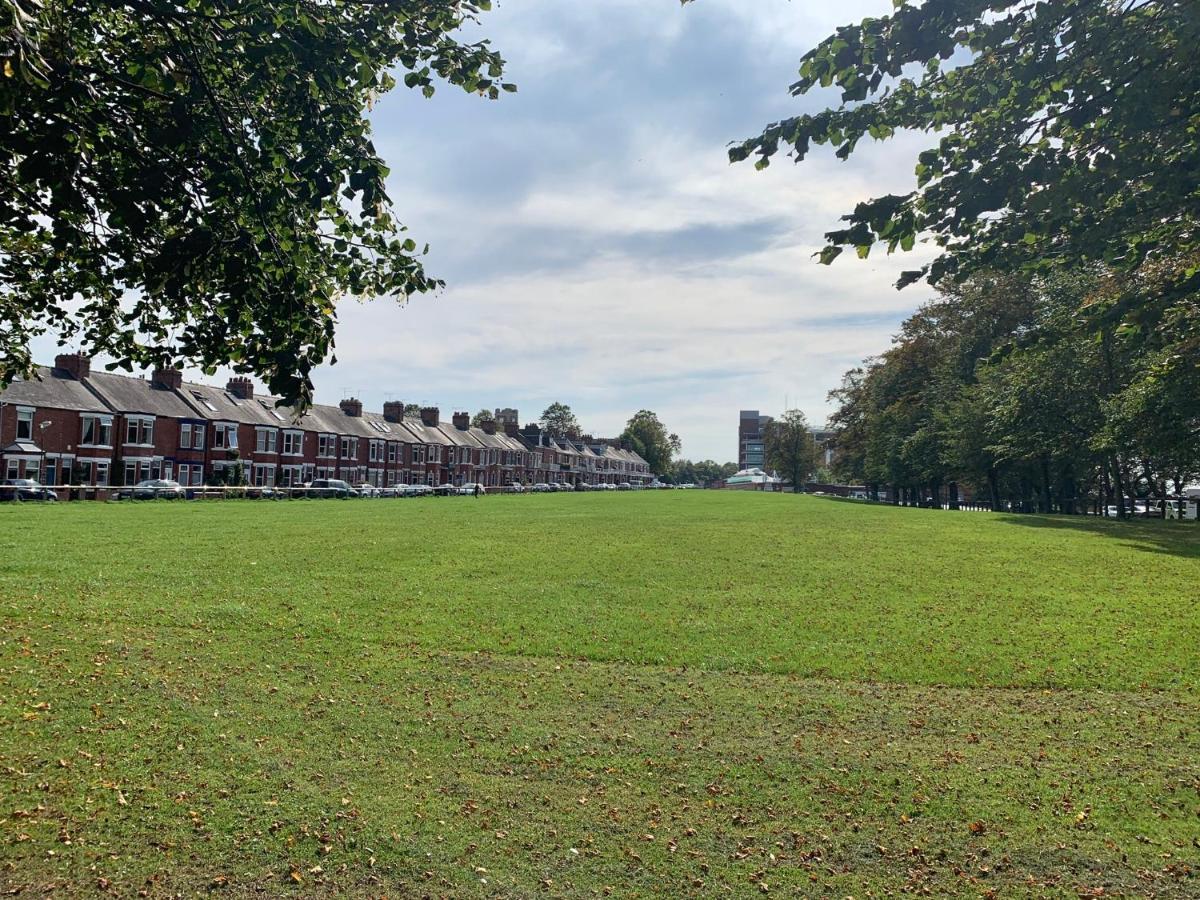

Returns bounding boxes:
[457,482,487,495]
[356,483,380,498]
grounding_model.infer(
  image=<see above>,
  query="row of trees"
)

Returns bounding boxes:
[826,265,1200,516]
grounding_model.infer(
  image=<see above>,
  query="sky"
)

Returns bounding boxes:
[36,0,940,462]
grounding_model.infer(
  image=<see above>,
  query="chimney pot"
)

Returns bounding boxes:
[152,367,183,390]
[383,401,405,423]
[420,406,440,427]
[54,353,91,380]
[340,397,363,418]
[226,376,254,400]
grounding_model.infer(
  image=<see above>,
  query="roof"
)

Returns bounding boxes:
[2,440,42,454]
[437,423,484,448]
[401,417,453,446]
[179,381,284,427]
[85,371,198,418]
[0,367,107,413]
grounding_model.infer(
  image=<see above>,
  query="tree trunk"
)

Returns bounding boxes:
[987,468,1000,512]
[1039,457,1053,514]
[948,481,960,511]
[1110,456,1127,519]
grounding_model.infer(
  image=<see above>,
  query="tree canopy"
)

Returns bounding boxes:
[764,409,818,491]
[826,265,1200,515]
[471,408,496,429]
[1,0,510,407]
[539,402,581,439]
[728,0,1200,302]
[620,410,681,477]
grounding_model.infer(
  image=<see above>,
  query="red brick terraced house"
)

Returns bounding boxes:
[0,356,654,495]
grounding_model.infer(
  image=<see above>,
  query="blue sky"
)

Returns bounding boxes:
[37,0,939,462]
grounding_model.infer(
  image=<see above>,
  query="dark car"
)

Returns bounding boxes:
[116,479,186,500]
[0,478,58,502]
[306,478,358,498]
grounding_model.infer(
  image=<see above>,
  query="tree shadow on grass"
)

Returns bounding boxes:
[993,512,1200,559]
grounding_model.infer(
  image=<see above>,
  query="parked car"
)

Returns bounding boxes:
[306,478,358,498]
[505,482,526,493]
[456,482,487,496]
[403,484,433,497]
[380,485,405,498]
[0,478,58,502]
[117,479,185,501]
[531,483,553,493]
[555,482,574,492]
[617,482,633,491]
[433,483,457,496]
[356,483,380,498]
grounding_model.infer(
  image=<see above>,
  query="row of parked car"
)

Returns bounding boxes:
[0,476,670,502]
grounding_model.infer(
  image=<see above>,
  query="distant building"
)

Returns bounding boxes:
[723,467,782,491]
[738,410,772,470]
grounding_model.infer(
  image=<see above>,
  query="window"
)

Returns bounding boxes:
[5,460,18,480]
[412,445,425,465]
[252,464,275,487]
[125,416,154,446]
[95,462,109,486]
[80,415,113,447]
[189,390,218,413]
[387,442,398,463]
[369,440,383,463]
[124,460,137,485]
[255,428,278,453]
[282,431,303,455]
[318,434,336,458]
[24,460,38,482]
[428,445,441,463]
[257,400,285,422]
[16,407,33,440]
[179,422,206,450]
[213,423,238,449]
[340,436,358,459]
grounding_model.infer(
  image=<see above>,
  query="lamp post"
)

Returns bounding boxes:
[38,420,52,484]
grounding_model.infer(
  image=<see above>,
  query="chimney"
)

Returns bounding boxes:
[482,420,497,435]
[54,353,91,380]
[620,438,633,451]
[452,411,470,431]
[383,401,405,423]
[152,367,182,390]
[227,376,254,400]
[420,406,440,427]
[340,397,363,418]
[504,420,519,438]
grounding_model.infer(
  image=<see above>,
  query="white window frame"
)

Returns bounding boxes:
[255,427,278,454]
[80,415,114,448]
[15,407,33,441]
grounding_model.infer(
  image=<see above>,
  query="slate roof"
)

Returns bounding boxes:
[178,381,284,427]
[85,371,198,419]
[0,367,107,412]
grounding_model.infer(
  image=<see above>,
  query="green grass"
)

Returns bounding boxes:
[1,492,1198,896]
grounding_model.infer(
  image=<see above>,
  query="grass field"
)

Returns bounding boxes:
[1,492,1198,896]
